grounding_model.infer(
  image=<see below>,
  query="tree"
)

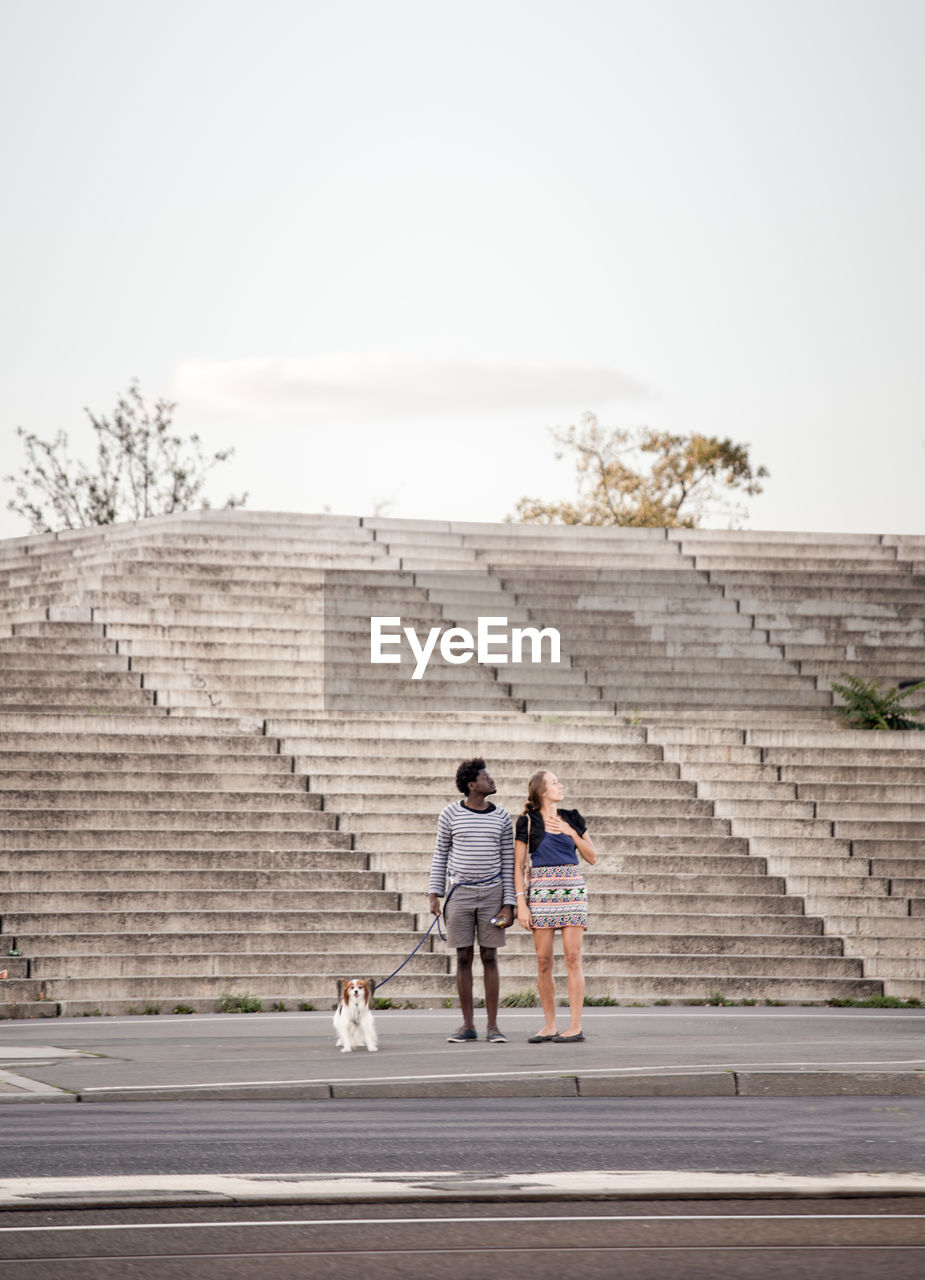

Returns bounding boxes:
[5,381,247,533]
[510,412,769,528]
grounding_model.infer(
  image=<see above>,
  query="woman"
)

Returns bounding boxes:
[514,769,597,1043]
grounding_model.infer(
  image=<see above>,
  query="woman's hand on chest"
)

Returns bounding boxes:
[544,813,577,840]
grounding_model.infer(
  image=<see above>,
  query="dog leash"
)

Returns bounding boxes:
[376,874,506,991]
[374,913,444,991]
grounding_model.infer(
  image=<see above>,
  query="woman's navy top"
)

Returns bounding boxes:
[515,808,587,867]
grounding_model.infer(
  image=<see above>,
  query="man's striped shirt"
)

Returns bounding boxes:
[428,800,516,906]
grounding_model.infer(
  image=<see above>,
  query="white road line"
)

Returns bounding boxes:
[1,1212,925,1234]
[11,1009,924,1029]
[14,1249,923,1264]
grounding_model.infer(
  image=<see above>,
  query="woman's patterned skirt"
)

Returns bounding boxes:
[527,863,587,930]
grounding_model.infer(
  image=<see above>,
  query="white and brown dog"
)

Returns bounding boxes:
[333,978,378,1052]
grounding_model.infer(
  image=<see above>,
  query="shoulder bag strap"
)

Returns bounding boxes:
[525,811,532,890]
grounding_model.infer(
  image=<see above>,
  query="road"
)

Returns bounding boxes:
[2,1016,923,1276]
[1,1097,923,1177]
[1,1199,924,1279]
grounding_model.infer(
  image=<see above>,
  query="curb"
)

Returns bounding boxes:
[6,1069,925,1104]
[0,1069,74,1103]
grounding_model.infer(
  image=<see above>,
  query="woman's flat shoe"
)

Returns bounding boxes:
[552,1032,585,1043]
[527,1033,557,1043]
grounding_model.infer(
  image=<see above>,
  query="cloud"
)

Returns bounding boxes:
[172,356,647,422]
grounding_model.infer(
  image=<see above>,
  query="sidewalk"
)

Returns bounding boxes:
[2,1006,924,1103]
[4,1169,925,1211]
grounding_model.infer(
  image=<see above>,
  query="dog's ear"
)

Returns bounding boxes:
[336,978,344,1004]
[367,978,376,999]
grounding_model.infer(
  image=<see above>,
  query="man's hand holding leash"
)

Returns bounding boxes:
[432,891,512,929]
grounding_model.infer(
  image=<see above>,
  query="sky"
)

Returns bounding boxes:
[1,0,923,538]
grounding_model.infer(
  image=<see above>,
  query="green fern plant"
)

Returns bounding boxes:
[829,674,925,730]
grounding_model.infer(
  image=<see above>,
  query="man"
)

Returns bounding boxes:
[428,758,515,1043]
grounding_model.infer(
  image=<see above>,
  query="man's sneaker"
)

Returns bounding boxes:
[486,1027,507,1043]
[447,1026,478,1042]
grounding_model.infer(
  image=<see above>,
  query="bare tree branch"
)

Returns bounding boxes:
[4,381,247,533]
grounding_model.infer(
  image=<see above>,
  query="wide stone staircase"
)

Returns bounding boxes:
[275,714,884,1003]
[0,711,421,1015]
[1,511,923,1015]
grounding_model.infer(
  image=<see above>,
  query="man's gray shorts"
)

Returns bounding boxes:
[444,881,508,949]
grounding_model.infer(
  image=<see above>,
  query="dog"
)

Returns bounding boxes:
[333,978,378,1052]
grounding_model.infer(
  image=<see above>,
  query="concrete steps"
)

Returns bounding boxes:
[1,830,352,850]
[3,512,925,1012]
[26,951,450,981]
[284,715,875,1003]
[367,519,837,726]
[688,532,925,697]
[20,947,860,980]
[664,727,925,999]
[0,770,310,792]
[0,870,386,893]
[11,971,882,1009]
[0,618,420,1014]
[5,849,367,872]
[0,790,325,812]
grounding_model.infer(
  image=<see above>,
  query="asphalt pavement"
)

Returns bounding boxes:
[1,1005,923,1102]
[4,1199,925,1280]
[2,1007,923,1211]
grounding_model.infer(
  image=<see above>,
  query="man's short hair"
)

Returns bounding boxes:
[455,757,486,795]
